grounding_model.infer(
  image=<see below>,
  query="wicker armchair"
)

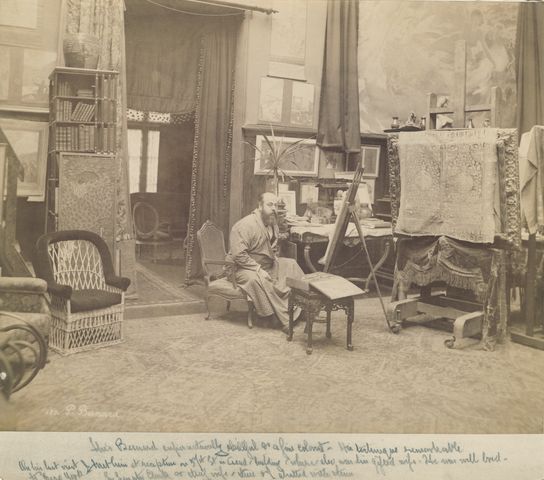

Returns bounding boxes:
[33,230,130,355]
[197,220,256,327]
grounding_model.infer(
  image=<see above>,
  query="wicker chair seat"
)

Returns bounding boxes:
[70,289,122,313]
[208,278,247,301]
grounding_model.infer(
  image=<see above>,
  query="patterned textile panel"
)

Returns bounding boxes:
[388,129,521,248]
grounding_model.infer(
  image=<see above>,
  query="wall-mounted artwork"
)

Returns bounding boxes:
[259,77,284,123]
[278,190,296,216]
[254,135,319,177]
[22,49,56,105]
[0,119,48,199]
[358,1,518,132]
[0,0,38,29]
[361,145,380,178]
[0,0,61,111]
[290,82,314,127]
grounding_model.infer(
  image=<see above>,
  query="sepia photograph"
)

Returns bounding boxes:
[0,0,544,478]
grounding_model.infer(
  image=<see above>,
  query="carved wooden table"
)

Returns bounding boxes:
[287,287,355,355]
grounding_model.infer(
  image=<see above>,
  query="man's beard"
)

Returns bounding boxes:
[261,211,276,226]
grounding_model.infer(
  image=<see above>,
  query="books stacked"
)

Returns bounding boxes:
[101,126,116,153]
[55,126,96,151]
[58,81,72,96]
[56,99,73,121]
[71,102,96,122]
[76,88,94,98]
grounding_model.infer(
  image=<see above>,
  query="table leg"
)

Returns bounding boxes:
[347,299,354,351]
[306,309,314,355]
[287,297,294,342]
[326,307,332,339]
[364,239,392,291]
[303,244,318,273]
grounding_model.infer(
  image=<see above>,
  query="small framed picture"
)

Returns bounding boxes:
[361,145,380,178]
[278,190,296,216]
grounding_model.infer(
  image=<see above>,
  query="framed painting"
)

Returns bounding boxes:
[278,190,296,216]
[361,144,381,178]
[0,118,48,198]
[254,135,319,177]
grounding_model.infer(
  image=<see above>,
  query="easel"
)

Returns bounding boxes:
[323,164,398,332]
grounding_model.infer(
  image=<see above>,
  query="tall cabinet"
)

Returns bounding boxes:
[45,67,118,255]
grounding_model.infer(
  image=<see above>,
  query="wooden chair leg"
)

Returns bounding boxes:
[205,295,211,320]
[247,302,254,329]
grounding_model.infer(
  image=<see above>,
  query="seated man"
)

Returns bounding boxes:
[226,192,303,332]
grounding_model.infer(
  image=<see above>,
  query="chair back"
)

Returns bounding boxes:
[133,202,159,240]
[196,220,227,279]
[34,230,115,291]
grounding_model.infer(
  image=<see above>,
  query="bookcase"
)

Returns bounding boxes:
[45,67,118,241]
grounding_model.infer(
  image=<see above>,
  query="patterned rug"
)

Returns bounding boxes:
[7,298,544,434]
[127,262,200,304]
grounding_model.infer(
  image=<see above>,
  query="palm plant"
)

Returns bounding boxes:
[245,125,315,197]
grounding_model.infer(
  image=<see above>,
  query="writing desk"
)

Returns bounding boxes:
[289,223,393,290]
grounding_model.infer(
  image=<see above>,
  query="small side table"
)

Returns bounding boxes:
[287,287,355,355]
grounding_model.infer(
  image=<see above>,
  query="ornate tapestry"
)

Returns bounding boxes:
[396,129,498,243]
[58,154,117,256]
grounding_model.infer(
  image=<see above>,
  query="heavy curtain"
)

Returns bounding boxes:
[185,18,240,282]
[65,0,137,294]
[125,15,203,114]
[317,0,361,156]
[515,2,544,334]
[516,2,544,136]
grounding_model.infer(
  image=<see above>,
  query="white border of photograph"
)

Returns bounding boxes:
[361,144,380,178]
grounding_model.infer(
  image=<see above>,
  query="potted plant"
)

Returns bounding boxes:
[245,127,315,233]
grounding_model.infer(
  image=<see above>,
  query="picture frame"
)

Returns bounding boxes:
[0,118,48,199]
[361,144,381,178]
[254,135,319,177]
[278,190,296,216]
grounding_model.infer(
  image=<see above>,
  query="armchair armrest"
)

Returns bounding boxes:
[104,274,131,292]
[202,258,237,287]
[0,278,47,294]
[46,282,72,300]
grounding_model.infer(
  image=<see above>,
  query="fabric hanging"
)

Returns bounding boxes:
[125,15,204,114]
[395,129,498,244]
[516,2,544,137]
[185,18,240,282]
[316,0,361,156]
[65,0,136,293]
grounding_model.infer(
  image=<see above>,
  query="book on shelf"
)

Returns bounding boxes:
[286,272,365,300]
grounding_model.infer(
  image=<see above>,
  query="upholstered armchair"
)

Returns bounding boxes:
[33,230,130,355]
[0,277,50,399]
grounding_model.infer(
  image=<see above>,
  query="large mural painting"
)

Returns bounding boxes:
[358,1,519,132]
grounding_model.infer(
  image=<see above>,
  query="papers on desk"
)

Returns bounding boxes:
[360,218,392,229]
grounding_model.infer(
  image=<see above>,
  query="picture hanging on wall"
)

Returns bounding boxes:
[0,118,48,199]
[361,145,381,178]
[254,135,319,177]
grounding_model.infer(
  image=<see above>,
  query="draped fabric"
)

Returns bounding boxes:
[396,129,498,244]
[516,2,544,137]
[185,19,240,282]
[125,15,203,114]
[317,0,361,156]
[65,0,136,293]
[393,236,494,302]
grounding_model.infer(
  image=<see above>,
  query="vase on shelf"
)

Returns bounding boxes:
[63,33,100,69]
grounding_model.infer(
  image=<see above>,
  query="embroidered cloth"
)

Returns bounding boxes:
[396,129,498,243]
[394,236,494,301]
